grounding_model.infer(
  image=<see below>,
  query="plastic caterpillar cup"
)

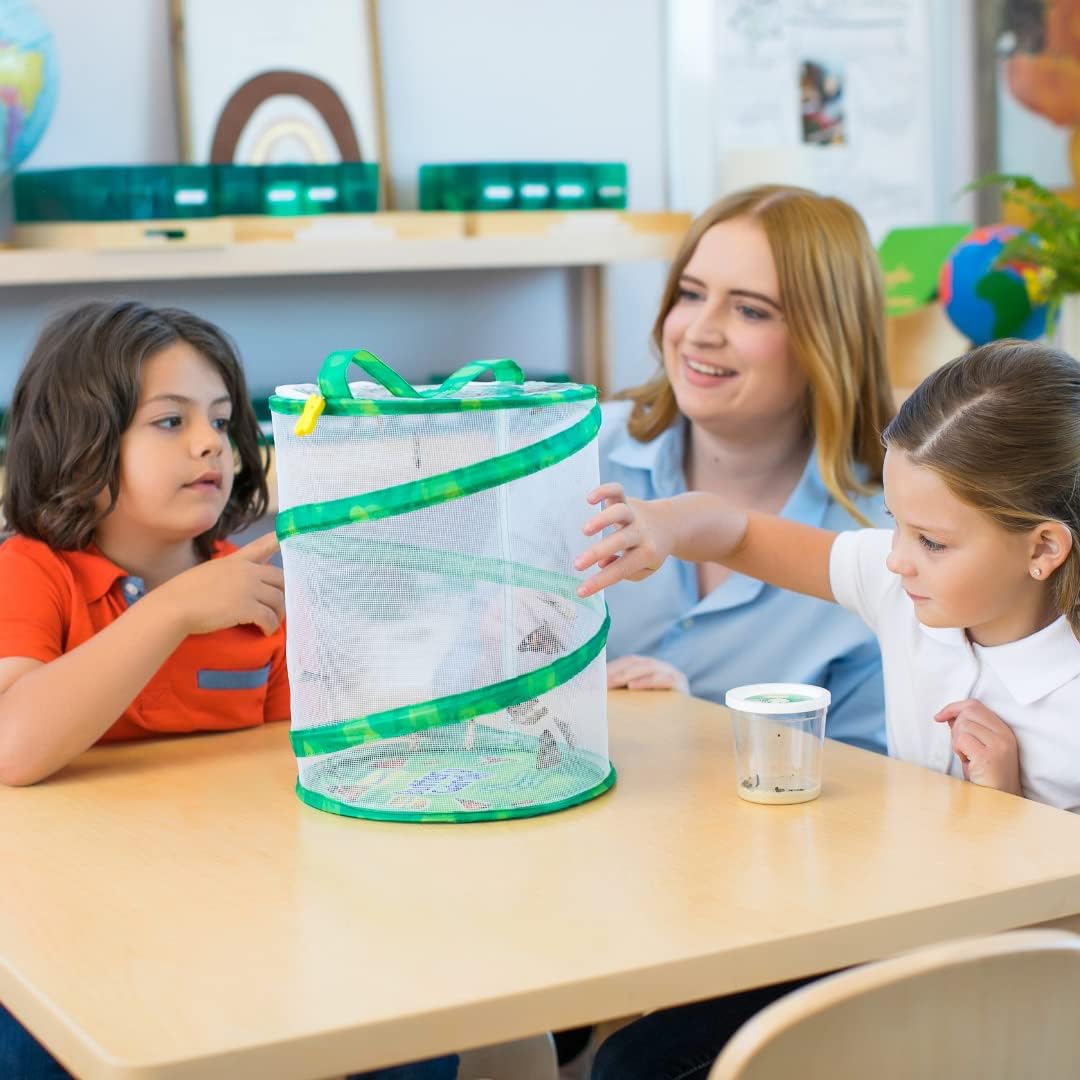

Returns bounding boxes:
[725,684,830,805]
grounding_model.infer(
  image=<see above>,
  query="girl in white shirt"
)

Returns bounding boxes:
[577,338,1080,811]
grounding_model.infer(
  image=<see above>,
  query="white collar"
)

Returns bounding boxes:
[973,616,1080,706]
[920,616,1080,706]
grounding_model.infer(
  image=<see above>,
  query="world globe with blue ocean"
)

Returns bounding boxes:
[938,224,1050,346]
[0,0,56,175]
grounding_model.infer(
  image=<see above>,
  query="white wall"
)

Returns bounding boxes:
[0,0,671,402]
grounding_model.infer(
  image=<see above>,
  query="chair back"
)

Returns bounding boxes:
[710,929,1080,1080]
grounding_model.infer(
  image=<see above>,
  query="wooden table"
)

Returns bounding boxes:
[4,691,1080,1079]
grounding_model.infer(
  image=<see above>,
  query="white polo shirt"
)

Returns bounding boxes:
[830,528,1080,812]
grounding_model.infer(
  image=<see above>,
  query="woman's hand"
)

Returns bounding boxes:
[575,483,673,598]
[156,532,285,637]
[934,699,1022,796]
[607,655,689,693]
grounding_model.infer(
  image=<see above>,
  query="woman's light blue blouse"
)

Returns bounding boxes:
[599,400,888,753]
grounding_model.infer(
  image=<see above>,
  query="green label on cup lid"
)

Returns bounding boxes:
[745,692,813,704]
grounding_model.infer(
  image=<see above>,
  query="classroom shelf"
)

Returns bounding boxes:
[0,213,689,288]
[0,212,690,395]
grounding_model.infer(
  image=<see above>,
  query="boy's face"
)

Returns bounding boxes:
[882,448,1043,646]
[98,342,234,550]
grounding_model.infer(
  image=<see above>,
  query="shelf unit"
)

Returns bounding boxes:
[0,229,682,287]
[0,212,690,393]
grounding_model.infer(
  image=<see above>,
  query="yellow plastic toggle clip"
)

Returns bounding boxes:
[294,393,326,437]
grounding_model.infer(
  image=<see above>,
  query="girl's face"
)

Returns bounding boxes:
[882,448,1044,646]
[661,217,807,435]
[98,343,234,548]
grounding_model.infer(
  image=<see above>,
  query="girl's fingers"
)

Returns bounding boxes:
[577,552,649,597]
[953,715,1004,743]
[587,483,626,506]
[952,731,989,772]
[949,711,1012,753]
[582,502,635,537]
[934,699,976,723]
[951,722,989,754]
[575,527,639,572]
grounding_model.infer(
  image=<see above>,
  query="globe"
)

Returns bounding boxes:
[0,0,56,175]
[938,224,1049,346]
[937,224,1045,345]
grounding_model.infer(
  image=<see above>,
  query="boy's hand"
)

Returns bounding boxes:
[160,532,285,637]
[607,655,689,693]
[575,483,671,597]
[934,699,1022,796]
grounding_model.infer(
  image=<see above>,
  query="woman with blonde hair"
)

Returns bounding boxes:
[600,183,893,752]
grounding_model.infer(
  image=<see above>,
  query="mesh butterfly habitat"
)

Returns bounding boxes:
[270,350,614,822]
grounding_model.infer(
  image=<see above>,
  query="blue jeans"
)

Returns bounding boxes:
[590,977,818,1080]
[0,1002,458,1080]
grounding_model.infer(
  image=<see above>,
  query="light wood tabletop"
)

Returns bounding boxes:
[4,690,1080,1079]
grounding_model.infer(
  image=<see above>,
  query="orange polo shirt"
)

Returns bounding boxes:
[0,535,289,742]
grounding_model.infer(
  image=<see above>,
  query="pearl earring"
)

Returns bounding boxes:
[1032,567,1042,579]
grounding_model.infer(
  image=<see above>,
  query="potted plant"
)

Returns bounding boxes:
[973,173,1080,355]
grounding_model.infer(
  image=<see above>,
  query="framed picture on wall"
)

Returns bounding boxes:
[169,0,387,191]
[665,0,976,241]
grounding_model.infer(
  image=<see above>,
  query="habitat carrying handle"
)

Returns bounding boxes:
[320,350,525,401]
[295,350,526,435]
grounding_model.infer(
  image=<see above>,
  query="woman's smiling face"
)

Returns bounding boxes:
[661,216,807,435]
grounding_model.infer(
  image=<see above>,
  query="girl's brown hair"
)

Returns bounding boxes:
[2,299,268,559]
[884,339,1080,637]
[622,184,894,524]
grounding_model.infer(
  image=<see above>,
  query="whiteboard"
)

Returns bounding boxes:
[665,0,977,243]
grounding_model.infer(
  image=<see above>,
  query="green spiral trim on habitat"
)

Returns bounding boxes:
[292,611,608,757]
[295,765,617,824]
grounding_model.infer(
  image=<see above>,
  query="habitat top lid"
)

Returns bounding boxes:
[269,350,596,427]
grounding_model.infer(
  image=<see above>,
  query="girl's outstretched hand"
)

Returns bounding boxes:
[934,698,1022,797]
[575,483,672,598]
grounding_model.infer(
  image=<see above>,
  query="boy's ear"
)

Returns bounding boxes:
[1029,521,1074,578]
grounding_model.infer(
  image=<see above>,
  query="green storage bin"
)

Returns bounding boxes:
[13,162,380,223]
[418,162,628,212]
[14,166,215,223]
[213,164,263,216]
[338,162,381,212]
[258,163,379,216]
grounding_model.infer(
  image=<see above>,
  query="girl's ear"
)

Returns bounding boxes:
[1029,521,1074,580]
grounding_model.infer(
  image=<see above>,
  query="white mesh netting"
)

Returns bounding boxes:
[272,378,612,822]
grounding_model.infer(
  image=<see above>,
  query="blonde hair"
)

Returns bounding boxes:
[622,184,893,524]
[884,339,1080,638]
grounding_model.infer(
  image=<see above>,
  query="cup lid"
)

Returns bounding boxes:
[725,683,831,715]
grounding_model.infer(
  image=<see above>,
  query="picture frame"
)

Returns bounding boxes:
[169,0,388,203]
[664,0,976,241]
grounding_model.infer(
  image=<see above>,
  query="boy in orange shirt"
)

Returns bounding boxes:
[0,300,458,1080]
